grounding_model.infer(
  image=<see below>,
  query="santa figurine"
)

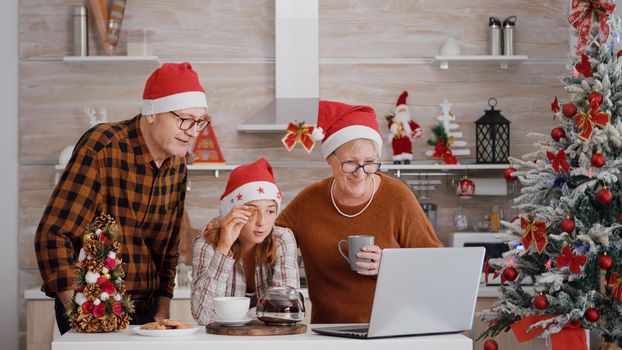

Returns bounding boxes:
[387,91,423,164]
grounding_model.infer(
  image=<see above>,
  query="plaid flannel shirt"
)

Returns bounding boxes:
[191,226,300,325]
[35,115,187,301]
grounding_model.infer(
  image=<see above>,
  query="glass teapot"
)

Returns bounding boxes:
[255,286,305,325]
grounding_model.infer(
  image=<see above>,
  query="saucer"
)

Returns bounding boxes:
[214,316,253,327]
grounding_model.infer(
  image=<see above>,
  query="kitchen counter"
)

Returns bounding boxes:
[24,285,512,300]
[51,326,472,350]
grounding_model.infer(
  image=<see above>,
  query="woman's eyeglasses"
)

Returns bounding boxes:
[334,154,381,174]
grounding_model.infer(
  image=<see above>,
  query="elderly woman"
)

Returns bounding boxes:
[275,100,442,324]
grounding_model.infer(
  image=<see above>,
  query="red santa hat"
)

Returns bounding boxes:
[395,91,408,109]
[311,100,383,159]
[141,62,208,115]
[220,158,282,216]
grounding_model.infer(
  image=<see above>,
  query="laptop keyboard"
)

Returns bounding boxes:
[340,327,369,338]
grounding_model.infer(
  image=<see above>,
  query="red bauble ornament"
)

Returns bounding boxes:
[618,50,622,57]
[584,308,600,322]
[502,267,518,282]
[483,339,499,350]
[504,167,517,182]
[588,92,603,105]
[458,176,476,199]
[591,153,606,168]
[562,103,577,118]
[533,294,549,310]
[598,253,613,270]
[560,217,575,233]
[595,188,613,205]
[551,127,566,142]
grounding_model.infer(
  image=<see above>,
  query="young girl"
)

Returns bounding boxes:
[190,158,300,325]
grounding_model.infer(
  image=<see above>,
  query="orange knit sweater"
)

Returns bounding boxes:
[277,173,443,323]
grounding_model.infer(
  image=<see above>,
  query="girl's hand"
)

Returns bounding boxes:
[215,206,253,255]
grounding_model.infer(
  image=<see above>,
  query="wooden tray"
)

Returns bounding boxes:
[206,320,307,336]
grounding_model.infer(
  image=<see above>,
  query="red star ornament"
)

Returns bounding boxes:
[576,100,610,140]
[556,245,587,274]
[520,217,548,253]
[546,149,570,173]
[574,52,594,77]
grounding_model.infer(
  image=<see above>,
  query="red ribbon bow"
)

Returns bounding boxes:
[512,315,587,350]
[551,96,560,120]
[568,0,616,53]
[521,217,548,253]
[609,272,622,301]
[547,150,570,173]
[556,245,587,274]
[576,99,610,140]
[281,121,316,153]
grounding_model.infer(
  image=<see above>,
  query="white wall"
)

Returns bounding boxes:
[0,0,19,349]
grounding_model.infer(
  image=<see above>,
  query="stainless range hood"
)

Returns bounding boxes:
[237,0,319,132]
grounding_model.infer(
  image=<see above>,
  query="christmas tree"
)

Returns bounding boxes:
[67,213,133,332]
[478,1,622,349]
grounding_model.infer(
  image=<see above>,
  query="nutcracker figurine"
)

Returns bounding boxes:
[387,91,423,164]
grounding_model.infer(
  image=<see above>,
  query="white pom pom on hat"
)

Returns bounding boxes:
[312,127,325,141]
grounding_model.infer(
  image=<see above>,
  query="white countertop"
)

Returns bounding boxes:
[51,325,472,350]
[25,285,511,300]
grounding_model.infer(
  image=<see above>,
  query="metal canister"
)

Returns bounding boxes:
[489,17,502,56]
[503,16,517,56]
[73,6,88,56]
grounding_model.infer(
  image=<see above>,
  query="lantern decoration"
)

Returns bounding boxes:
[457,176,475,199]
[475,98,511,164]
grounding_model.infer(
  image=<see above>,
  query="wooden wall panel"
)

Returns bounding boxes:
[319,62,567,160]
[319,0,568,59]
[20,0,275,59]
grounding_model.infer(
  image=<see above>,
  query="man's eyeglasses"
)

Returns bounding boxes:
[334,154,381,174]
[170,111,211,132]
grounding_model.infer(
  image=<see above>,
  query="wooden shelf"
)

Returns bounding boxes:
[434,55,528,69]
[62,56,160,63]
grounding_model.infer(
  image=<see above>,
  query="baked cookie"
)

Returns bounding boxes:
[175,323,194,329]
[140,322,165,330]
[161,319,182,328]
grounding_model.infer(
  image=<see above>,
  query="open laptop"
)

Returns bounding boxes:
[312,247,485,339]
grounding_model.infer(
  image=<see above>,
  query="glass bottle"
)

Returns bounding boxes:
[490,206,501,232]
[453,206,469,231]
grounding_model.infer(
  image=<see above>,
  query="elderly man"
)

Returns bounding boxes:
[34,62,210,334]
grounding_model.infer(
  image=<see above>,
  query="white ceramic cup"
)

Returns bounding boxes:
[214,297,250,321]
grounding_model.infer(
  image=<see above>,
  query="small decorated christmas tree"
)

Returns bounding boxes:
[478,1,622,349]
[67,213,133,332]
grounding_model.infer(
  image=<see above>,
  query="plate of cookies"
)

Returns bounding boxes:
[134,319,201,337]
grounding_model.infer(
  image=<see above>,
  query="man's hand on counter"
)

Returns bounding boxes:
[154,296,171,322]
